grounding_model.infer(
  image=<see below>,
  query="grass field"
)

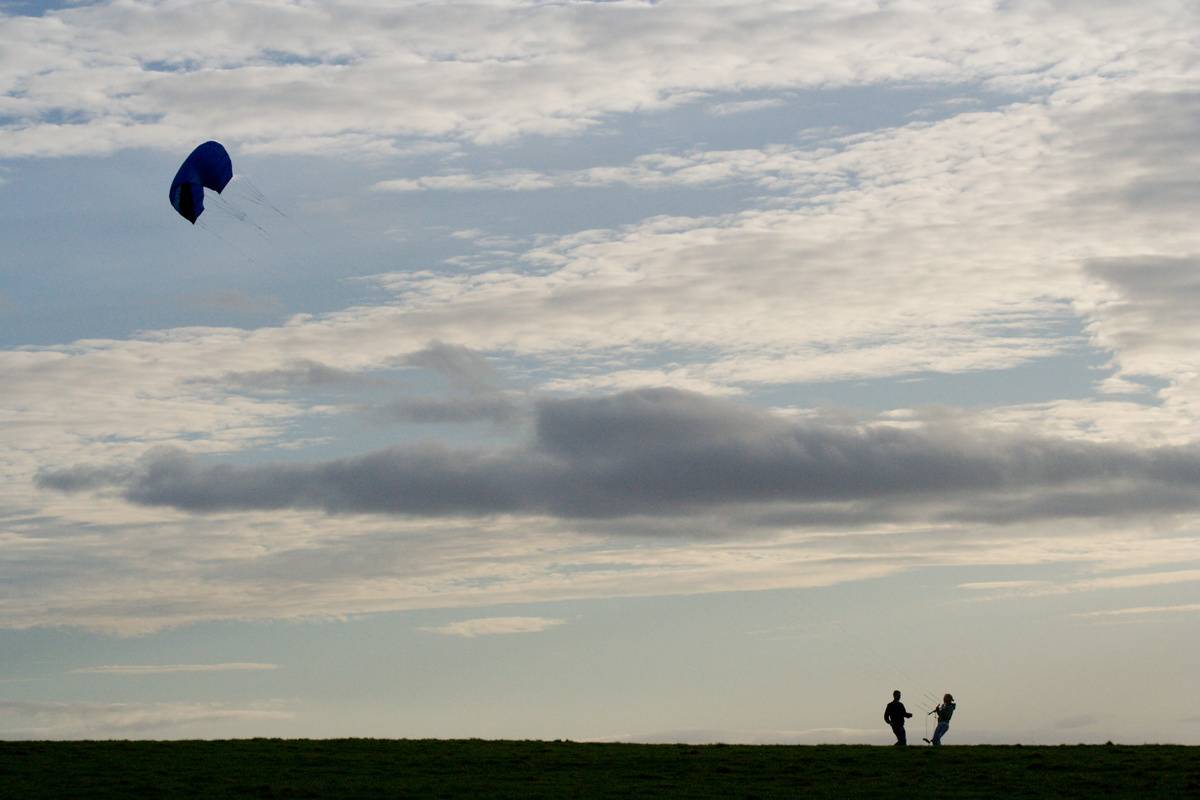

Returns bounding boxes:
[2,739,1198,799]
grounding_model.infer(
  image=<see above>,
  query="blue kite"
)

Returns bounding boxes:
[169,141,233,224]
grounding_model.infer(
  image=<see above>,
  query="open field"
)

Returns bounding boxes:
[2,739,1198,799]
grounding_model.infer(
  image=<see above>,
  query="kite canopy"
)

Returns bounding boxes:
[169,141,233,224]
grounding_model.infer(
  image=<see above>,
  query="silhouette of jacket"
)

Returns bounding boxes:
[884,700,910,727]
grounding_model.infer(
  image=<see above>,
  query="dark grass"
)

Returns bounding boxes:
[2,739,1199,799]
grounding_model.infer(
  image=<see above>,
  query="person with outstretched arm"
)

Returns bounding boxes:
[884,690,913,746]
[924,693,956,745]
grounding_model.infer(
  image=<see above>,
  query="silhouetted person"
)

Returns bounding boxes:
[924,693,955,745]
[884,690,912,745]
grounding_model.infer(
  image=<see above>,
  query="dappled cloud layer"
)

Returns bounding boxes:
[4,0,1200,638]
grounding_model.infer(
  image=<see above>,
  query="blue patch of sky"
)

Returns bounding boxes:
[762,346,1117,412]
[452,83,1021,174]
[642,83,1021,152]
[267,51,358,68]
[0,0,103,17]
[0,150,384,346]
[139,59,204,74]
[505,318,1115,412]
[0,153,185,345]
[141,53,357,72]
[20,108,94,126]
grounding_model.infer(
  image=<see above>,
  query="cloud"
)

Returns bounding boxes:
[1065,570,1200,593]
[1086,256,1200,389]
[4,0,1200,653]
[959,570,1200,599]
[222,360,389,392]
[957,580,1045,592]
[373,171,559,193]
[3,503,1193,635]
[71,663,278,675]
[1072,604,1200,618]
[35,388,1200,524]
[361,394,528,427]
[400,341,508,394]
[3,0,1192,157]
[370,146,834,194]
[1056,715,1097,729]
[6,87,1194,480]
[706,98,787,116]
[362,103,1112,392]
[0,701,290,740]
[420,616,565,638]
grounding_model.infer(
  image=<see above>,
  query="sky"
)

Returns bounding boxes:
[1,0,1199,744]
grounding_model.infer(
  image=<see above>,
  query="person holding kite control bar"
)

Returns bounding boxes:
[924,694,955,745]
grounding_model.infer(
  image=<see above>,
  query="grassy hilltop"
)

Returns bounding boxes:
[2,739,1198,799]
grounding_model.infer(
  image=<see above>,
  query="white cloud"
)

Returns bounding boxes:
[957,580,1045,592]
[1056,715,1097,729]
[2,0,1195,156]
[71,663,279,675]
[4,498,1198,635]
[0,701,291,740]
[1072,604,1200,618]
[421,616,566,638]
[1067,570,1200,592]
[706,98,787,116]
[959,569,1200,600]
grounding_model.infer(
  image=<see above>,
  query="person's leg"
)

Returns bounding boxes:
[893,725,907,745]
[932,722,948,745]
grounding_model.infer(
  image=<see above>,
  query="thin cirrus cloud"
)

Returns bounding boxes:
[420,617,566,638]
[71,663,279,675]
[1071,605,1200,618]
[368,147,833,193]
[0,701,291,739]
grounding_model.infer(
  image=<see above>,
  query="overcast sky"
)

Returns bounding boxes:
[2,0,1200,744]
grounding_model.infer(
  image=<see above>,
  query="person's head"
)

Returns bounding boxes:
[893,690,901,699]
[944,693,954,704]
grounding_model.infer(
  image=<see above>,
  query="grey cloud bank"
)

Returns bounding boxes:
[37,388,1200,523]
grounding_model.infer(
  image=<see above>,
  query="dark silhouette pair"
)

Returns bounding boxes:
[885,690,956,745]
